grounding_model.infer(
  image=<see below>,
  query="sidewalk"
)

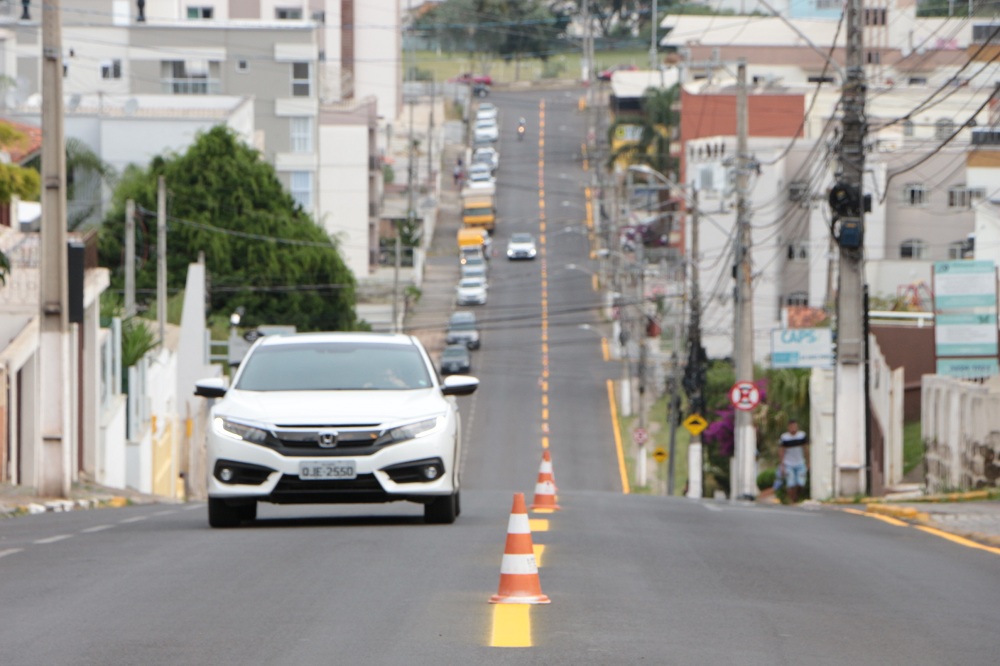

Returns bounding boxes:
[1,480,163,518]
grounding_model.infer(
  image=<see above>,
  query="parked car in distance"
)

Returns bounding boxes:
[467,162,494,183]
[460,263,488,281]
[474,119,499,143]
[450,72,493,86]
[456,277,488,305]
[476,102,498,121]
[465,169,496,190]
[460,246,487,266]
[597,64,638,81]
[506,232,538,260]
[472,82,490,97]
[193,332,478,527]
[446,311,481,350]
[440,344,473,375]
[473,146,499,173]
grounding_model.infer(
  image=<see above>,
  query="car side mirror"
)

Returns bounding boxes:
[441,375,479,396]
[194,377,228,399]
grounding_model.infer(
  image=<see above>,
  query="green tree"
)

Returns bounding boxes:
[98,126,357,332]
[607,84,679,175]
[0,121,41,285]
[496,0,571,75]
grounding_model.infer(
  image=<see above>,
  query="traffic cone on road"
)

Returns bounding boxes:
[537,449,557,492]
[489,493,551,604]
[530,451,561,512]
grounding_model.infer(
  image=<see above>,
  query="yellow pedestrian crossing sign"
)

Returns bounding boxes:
[652,447,668,463]
[683,414,708,436]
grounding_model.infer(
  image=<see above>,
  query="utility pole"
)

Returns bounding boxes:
[396,0,415,334]
[125,199,136,318]
[733,60,757,500]
[636,233,648,488]
[648,0,659,71]
[157,176,167,345]
[39,0,71,497]
[685,190,705,499]
[832,0,868,497]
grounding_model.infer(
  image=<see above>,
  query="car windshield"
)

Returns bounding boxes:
[442,347,468,359]
[234,341,432,391]
[511,233,533,243]
[459,278,484,288]
[449,320,475,331]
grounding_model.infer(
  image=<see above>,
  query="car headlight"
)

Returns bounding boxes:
[215,417,270,445]
[377,415,445,445]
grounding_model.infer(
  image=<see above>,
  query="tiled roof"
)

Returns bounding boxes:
[0,118,42,164]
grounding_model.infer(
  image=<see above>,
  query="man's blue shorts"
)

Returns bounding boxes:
[783,462,808,487]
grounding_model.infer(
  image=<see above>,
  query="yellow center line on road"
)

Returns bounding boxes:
[533,544,546,567]
[529,518,550,532]
[490,605,532,648]
[601,337,610,362]
[541,436,549,448]
[542,395,549,407]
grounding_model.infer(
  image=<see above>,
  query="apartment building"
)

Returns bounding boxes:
[0,0,400,277]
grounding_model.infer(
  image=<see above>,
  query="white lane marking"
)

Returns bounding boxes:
[0,548,24,559]
[34,534,73,545]
[119,516,147,524]
[81,524,114,534]
[702,503,724,512]
[153,510,177,517]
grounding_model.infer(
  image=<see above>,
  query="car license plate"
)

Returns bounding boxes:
[298,460,356,480]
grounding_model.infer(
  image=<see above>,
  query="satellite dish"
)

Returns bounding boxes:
[123,97,139,116]
[67,94,81,111]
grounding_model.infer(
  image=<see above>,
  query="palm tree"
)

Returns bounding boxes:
[606,84,679,176]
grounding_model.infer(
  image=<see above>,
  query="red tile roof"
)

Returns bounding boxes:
[0,118,43,165]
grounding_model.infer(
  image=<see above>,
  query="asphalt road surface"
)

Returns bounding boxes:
[1,89,998,665]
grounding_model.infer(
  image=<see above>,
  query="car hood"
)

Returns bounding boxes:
[217,388,445,426]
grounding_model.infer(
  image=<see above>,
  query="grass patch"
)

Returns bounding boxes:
[412,48,651,85]
[616,390,689,496]
[903,421,923,475]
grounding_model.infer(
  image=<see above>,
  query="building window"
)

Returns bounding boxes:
[900,238,927,260]
[785,291,809,307]
[816,0,840,9]
[908,76,928,86]
[902,119,915,136]
[236,59,248,73]
[187,6,213,19]
[100,59,122,80]
[290,117,313,153]
[948,186,985,208]
[290,172,312,210]
[162,59,219,94]
[904,183,927,206]
[935,118,955,140]
[787,242,809,261]
[864,8,887,25]
[865,51,881,65]
[276,7,303,19]
[948,240,968,259]
[292,62,311,97]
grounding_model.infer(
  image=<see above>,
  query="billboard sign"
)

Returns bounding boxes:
[770,328,834,369]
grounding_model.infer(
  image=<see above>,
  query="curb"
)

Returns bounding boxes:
[0,495,134,518]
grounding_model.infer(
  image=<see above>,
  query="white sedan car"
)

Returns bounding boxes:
[506,232,538,260]
[194,333,478,527]
[456,276,488,305]
[474,119,499,143]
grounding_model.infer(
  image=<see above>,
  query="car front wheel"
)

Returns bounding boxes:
[424,492,459,524]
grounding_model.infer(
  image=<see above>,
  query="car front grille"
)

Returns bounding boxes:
[269,473,390,504]
[263,425,386,456]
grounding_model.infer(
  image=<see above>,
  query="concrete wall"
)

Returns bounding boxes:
[923,374,1000,492]
[869,334,905,491]
[809,366,835,500]
[318,122,370,276]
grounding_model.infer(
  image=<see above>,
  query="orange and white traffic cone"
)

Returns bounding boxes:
[537,449,557,492]
[490,493,551,604]
[530,451,561,511]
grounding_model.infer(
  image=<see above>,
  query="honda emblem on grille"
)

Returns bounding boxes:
[317,429,339,448]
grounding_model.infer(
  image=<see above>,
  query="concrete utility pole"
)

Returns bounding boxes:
[157,176,167,345]
[833,0,868,497]
[685,189,704,499]
[733,60,757,500]
[125,199,136,318]
[38,0,72,498]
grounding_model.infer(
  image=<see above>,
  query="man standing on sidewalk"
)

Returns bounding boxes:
[779,419,809,503]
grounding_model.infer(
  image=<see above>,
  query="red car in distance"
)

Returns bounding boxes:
[597,64,638,81]
[450,72,493,86]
